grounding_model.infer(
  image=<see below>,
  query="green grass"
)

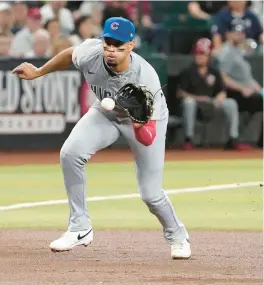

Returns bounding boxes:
[0,159,262,231]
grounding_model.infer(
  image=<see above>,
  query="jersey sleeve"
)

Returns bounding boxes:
[72,39,102,71]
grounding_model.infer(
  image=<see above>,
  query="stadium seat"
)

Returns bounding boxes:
[169,29,211,54]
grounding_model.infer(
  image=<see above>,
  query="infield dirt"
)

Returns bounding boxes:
[0,149,262,285]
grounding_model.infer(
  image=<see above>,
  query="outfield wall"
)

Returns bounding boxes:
[0,55,262,150]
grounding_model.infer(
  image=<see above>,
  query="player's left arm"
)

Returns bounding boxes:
[133,120,156,146]
[12,47,74,80]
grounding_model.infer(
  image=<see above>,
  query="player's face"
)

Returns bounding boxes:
[102,38,135,68]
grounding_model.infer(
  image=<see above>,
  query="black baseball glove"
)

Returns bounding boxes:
[114,83,154,124]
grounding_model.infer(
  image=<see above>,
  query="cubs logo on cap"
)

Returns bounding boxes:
[110,22,119,30]
[100,17,135,43]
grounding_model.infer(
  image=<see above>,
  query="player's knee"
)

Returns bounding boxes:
[60,145,73,167]
[60,142,86,168]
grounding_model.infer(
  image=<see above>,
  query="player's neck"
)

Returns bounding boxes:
[112,57,130,73]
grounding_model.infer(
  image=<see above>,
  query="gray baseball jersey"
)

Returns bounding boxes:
[60,38,189,245]
[72,39,168,120]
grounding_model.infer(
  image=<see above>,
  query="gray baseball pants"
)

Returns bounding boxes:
[60,105,189,244]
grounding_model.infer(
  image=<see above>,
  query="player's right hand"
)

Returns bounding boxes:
[12,62,40,80]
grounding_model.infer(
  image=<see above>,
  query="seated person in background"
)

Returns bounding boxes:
[41,1,74,36]
[89,5,103,38]
[0,35,12,56]
[51,35,72,56]
[9,7,42,57]
[65,0,83,14]
[0,3,13,57]
[178,38,250,151]
[102,1,130,26]
[69,16,95,47]
[211,0,263,52]
[188,1,227,20]
[0,2,13,37]
[24,29,50,58]
[11,1,28,35]
[125,1,168,53]
[124,1,152,30]
[74,3,103,37]
[44,18,62,48]
[216,18,263,146]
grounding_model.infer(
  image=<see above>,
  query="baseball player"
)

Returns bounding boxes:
[12,17,191,260]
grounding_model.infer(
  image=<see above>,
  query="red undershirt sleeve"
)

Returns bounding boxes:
[133,120,156,146]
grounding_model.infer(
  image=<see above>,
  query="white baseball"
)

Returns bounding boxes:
[101,98,115,111]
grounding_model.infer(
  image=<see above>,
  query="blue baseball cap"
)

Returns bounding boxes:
[100,17,135,43]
